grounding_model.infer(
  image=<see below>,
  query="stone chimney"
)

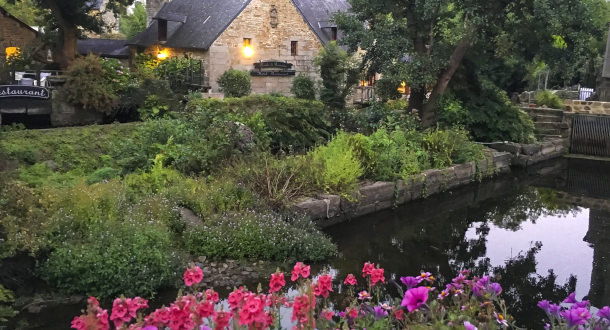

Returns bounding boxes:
[146,0,167,25]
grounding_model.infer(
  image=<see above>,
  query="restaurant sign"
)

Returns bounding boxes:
[0,85,50,99]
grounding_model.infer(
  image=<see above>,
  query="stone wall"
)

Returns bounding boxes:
[50,91,105,127]
[293,139,567,227]
[0,8,37,59]
[564,100,610,115]
[208,0,323,94]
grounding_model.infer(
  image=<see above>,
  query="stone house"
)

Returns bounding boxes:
[0,6,38,61]
[128,0,350,94]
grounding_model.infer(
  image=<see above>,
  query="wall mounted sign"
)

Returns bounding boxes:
[251,60,296,77]
[0,85,50,99]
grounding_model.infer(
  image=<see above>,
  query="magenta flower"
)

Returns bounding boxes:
[401,286,429,312]
[464,321,478,330]
[400,276,421,289]
[560,307,590,327]
[598,306,610,321]
[490,283,502,296]
[358,290,371,301]
[572,300,589,309]
[373,306,388,320]
[548,304,562,317]
[563,292,577,303]
[538,300,551,313]
[416,272,434,283]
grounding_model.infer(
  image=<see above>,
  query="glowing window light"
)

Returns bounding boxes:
[157,49,169,60]
[243,38,253,58]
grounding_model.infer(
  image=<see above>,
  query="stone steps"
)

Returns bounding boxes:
[535,121,569,129]
[526,107,565,116]
[529,114,564,122]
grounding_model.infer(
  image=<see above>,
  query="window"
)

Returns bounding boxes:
[158,19,168,42]
[243,38,254,57]
[331,27,338,41]
[291,41,298,56]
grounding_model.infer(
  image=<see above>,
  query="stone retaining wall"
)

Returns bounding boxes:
[564,100,610,115]
[292,138,567,227]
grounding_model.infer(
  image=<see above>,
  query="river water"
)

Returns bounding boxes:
[6,158,610,329]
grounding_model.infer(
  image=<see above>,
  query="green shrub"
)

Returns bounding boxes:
[367,127,429,180]
[385,99,409,111]
[59,55,120,114]
[138,94,172,120]
[184,211,336,262]
[315,41,360,110]
[186,95,330,152]
[86,167,120,185]
[217,69,251,97]
[536,90,564,109]
[310,132,364,196]
[41,220,179,298]
[0,285,17,323]
[437,95,472,128]
[461,81,536,143]
[291,74,316,100]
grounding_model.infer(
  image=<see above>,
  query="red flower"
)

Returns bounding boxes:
[228,288,245,310]
[321,309,335,320]
[70,316,87,330]
[205,289,219,303]
[346,307,359,319]
[238,295,266,326]
[214,311,231,330]
[394,309,404,320]
[269,272,286,293]
[344,274,357,286]
[291,295,313,325]
[362,262,375,277]
[313,274,333,298]
[183,266,204,287]
[291,262,311,281]
[196,300,215,318]
[371,267,385,285]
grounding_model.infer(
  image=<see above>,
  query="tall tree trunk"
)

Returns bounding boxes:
[408,85,426,114]
[420,37,471,128]
[43,0,77,69]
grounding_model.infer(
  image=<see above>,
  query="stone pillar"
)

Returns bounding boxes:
[146,0,167,25]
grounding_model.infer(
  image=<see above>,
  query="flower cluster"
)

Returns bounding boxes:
[73,262,595,330]
[538,292,610,329]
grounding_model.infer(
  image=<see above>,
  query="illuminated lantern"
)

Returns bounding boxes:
[157,49,169,60]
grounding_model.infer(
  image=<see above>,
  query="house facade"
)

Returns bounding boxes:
[129,0,349,94]
[0,7,37,61]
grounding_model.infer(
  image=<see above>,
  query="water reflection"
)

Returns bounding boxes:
[324,159,610,328]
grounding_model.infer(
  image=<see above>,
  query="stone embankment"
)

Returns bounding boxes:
[292,138,567,227]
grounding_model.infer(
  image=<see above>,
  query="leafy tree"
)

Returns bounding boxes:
[7,0,135,68]
[119,1,146,39]
[335,0,607,127]
[314,41,360,109]
[0,0,43,26]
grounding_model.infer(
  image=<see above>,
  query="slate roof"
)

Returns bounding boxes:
[78,39,130,58]
[127,0,349,50]
[0,6,39,34]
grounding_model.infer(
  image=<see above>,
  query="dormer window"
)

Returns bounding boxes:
[158,19,167,42]
[331,27,338,41]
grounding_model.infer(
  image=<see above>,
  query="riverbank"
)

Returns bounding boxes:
[293,138,567,227]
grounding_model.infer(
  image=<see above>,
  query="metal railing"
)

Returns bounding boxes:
[570,114,610,157]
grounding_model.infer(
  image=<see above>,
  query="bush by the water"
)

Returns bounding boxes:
[217,69,252,98]
[184,211,336,262]
[439,82,536,143]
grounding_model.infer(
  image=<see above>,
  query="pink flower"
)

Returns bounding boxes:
[291,262,311,281]
[464,321,478,330]
[321,310,334,320]
[394,309,404,320]
[362,262,375,277]
[213,311,231,330]
[70,316,87,330]
[313,274,333,298]
[205,289,219,303]
[183,266,204,287]
[292,295,313,326]
[344,274,357,286]
[196,300,215,318]
[401,286,429,312]
[269,272,286,293]
[228,288,245,310]
[371,267,385,285]
[111,297,144,328]
[358,290,371,300]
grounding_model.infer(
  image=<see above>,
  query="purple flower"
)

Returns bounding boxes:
[544,323,550,330]
[563,292,577,303]
[400,276,421,289]
[143,327,158,330]
[200,326,212,330]
[597,306,610,320]
[490,283,502,296]
[416,272,434,283]
[560,307,590,327]
[373,306,388,320]
[464,321,478,330]
[548,304,562,317]
[538,300,551,313]
[401,287,429,312]
[572,300,589,309]
[477,276,491,286]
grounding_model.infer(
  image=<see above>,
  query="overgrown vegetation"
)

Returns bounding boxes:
[536,90,564,109]
[217,69,252,98]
